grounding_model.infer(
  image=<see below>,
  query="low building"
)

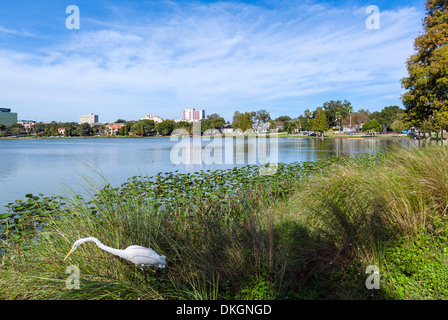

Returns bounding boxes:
[140,114,164,123]
[17,120,36,129]
[222,124,233,135]
[107,123,124,135]
[0,108,18,127]
[253,122,270,134]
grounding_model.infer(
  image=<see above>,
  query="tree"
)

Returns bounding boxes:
[390,119,406,133]
[369,106,404,130]
[238,112,253,132]
[232,111,241,129]
[283,120,300,134]
[130,120,155,136]
[312,109,329,137]
[322,100,353,127]
[156,120,175,136]
[342,112,369,132]
[77,123,93,136]
[275,115,291,122]
[401,0,448,138]
[173,121,192,134]
[255,109,271,123]
[362,120,382,136]
[202,113,225,133]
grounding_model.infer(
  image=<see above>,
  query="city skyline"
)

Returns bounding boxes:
[0,0,426,123]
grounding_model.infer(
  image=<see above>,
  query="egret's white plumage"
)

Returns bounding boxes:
[64,237,166,280]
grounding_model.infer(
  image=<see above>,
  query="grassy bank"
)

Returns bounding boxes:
[1,146,448,299]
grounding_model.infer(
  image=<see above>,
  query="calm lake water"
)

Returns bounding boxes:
[0,137,414,210]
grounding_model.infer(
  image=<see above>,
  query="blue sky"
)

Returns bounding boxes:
[0,0,425,123]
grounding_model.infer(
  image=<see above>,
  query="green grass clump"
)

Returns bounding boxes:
[284,145,448,299]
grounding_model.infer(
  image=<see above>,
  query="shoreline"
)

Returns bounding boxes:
[0,133,416,140]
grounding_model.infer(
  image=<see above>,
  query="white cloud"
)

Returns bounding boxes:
[0,25,37,37]
[0,2,424,121]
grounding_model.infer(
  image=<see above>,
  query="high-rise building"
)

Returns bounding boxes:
[79,113,99,124]
[0,108,18,127]
[183,108,205,122]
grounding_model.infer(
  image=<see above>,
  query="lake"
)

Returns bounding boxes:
[0,137,414,210]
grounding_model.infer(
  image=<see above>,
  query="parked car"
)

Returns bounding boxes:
[302,131,308,135]
[310,132,316,136]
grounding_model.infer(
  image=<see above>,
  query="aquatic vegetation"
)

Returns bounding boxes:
[0,153,381,300]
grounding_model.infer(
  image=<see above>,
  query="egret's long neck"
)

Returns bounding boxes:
[87,238,124,258]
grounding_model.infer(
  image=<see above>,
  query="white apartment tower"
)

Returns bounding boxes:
[183,108,205,122]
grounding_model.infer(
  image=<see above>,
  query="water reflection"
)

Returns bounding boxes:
[0,137,417,209]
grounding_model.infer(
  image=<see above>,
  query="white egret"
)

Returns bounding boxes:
[64,237,166,281]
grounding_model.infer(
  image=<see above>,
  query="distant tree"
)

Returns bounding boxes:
[357,109,371,118]
[249,111,257,123]
[32,122,46,134]
[238,112,253,132]
[390,119,406,133]
[130,119,155,136]
[342,112,369,132]
[119,126,125,136]
[381,106,404,129]
[283,120,299,134]
[77,123,93,136]
[115,119,126,123]
[156,120,175,136]
[232,111,241,130]
[312,109,329,137]
[300,109,313,132]
[255,109,271,123]
[322,100,353,127]
[202,113,225,132]
[362,120,382,136]
[9,123,25,136]
[275,115,291,122]
[64,122,78,137]
[173,121,192,134]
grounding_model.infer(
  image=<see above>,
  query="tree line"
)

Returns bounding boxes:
[229,102,405,137]
[0,115,228,138]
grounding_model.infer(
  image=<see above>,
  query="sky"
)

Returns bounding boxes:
[0,0,426,123]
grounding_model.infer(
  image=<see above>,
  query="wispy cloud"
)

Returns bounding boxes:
[0,1,424,121]
[0,25,36,37]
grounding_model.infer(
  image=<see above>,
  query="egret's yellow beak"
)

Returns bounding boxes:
[64,247,75,261]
